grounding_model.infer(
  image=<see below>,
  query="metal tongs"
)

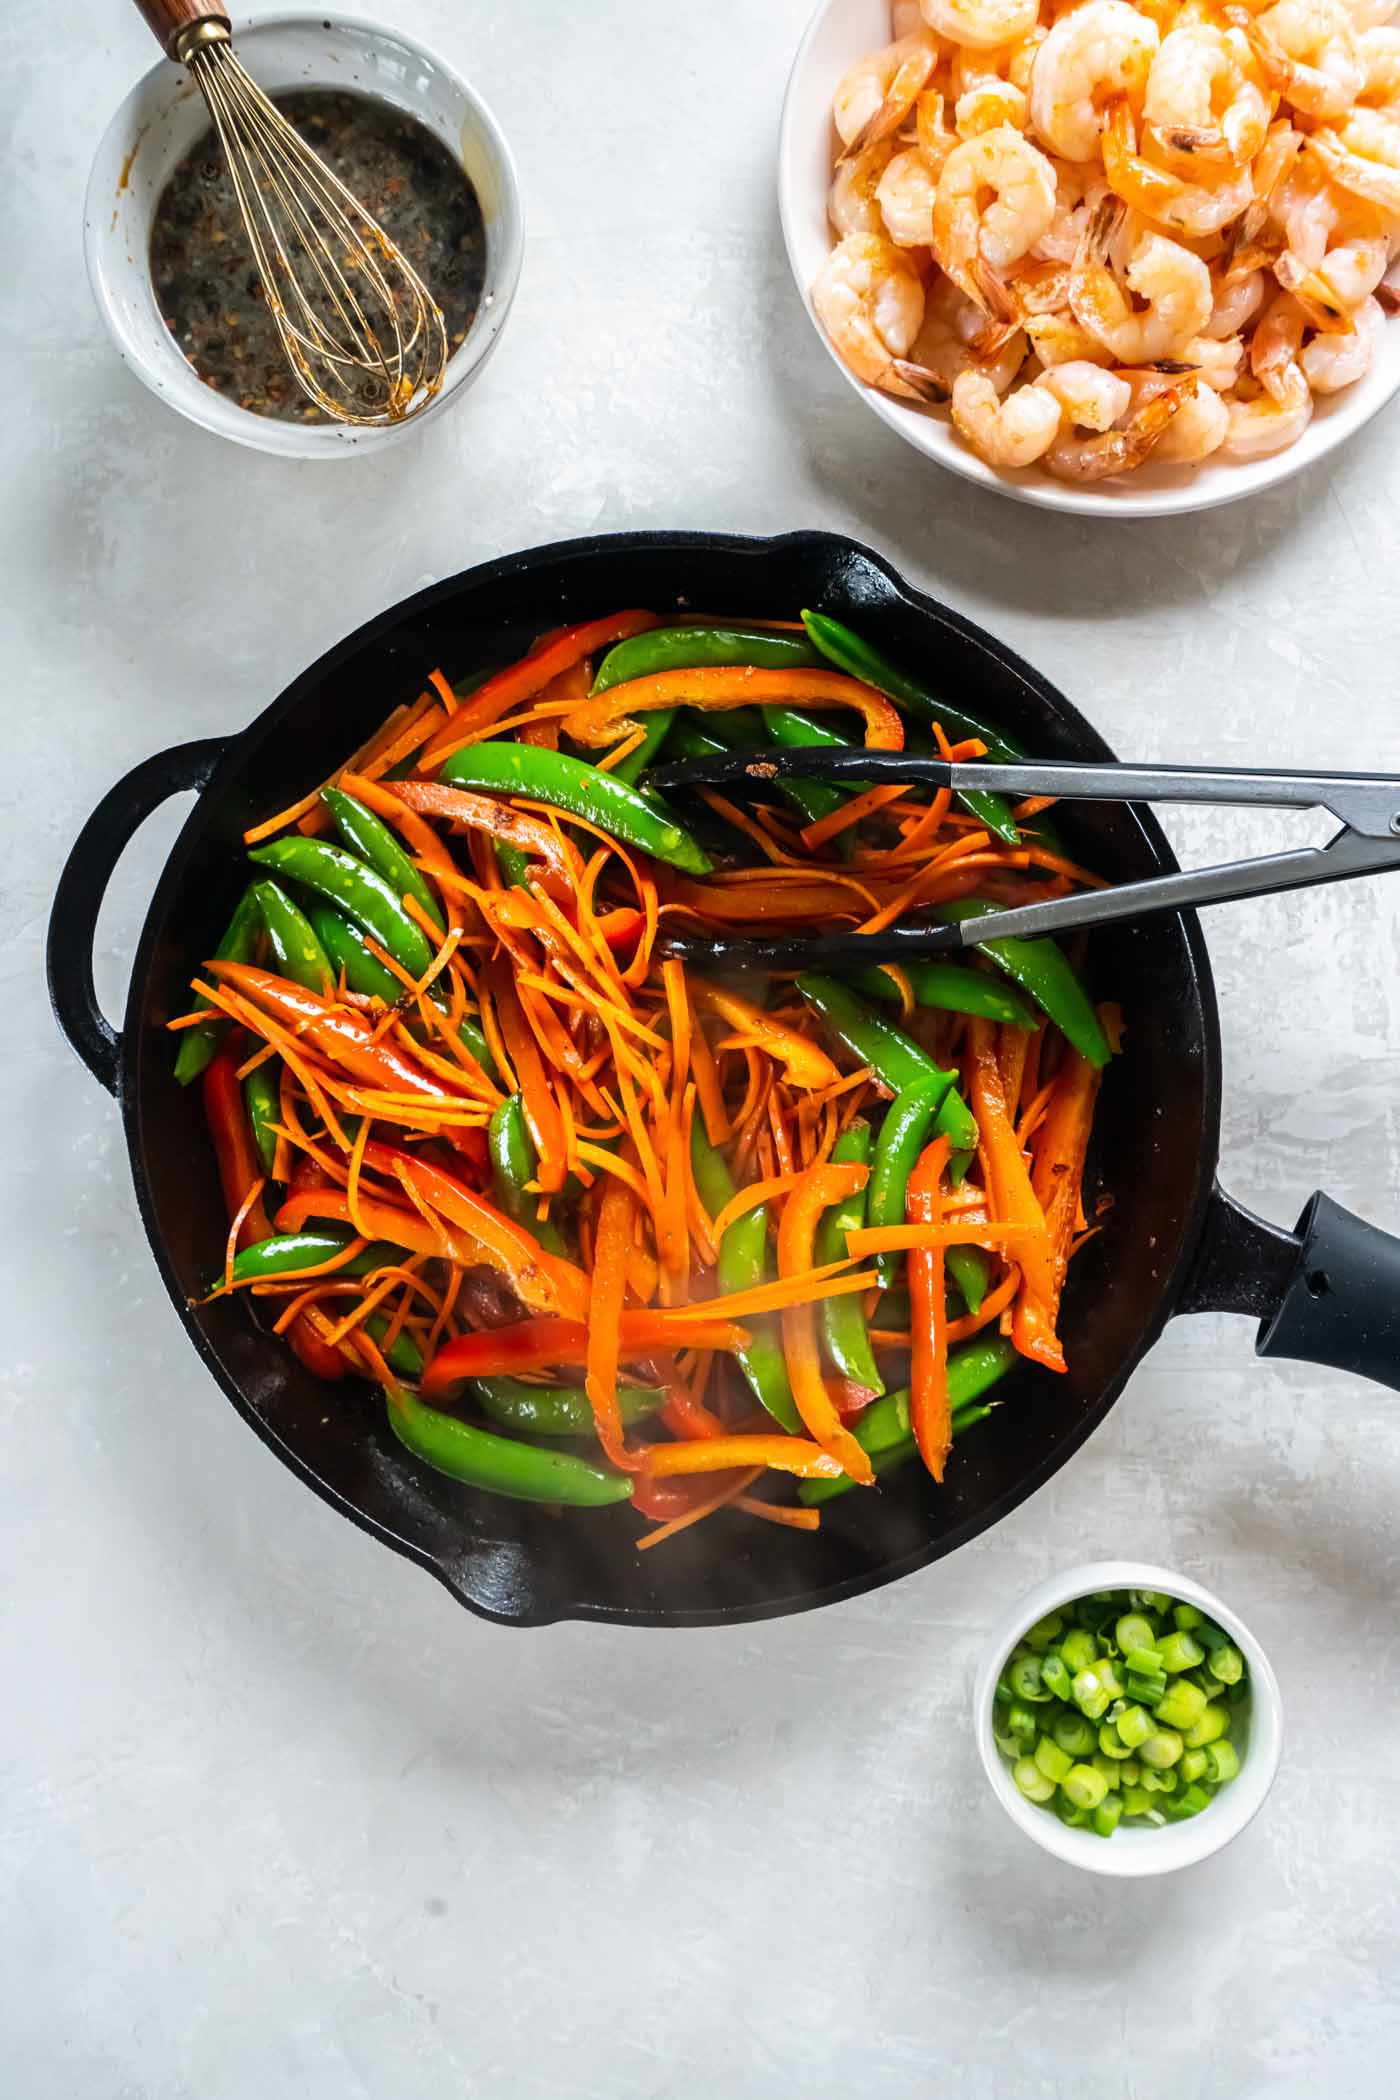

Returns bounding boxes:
[647,749,1400,970]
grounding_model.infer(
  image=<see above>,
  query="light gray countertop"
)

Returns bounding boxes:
[4,3,1399,2094]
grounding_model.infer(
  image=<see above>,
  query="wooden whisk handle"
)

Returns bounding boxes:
[133,0,232,60]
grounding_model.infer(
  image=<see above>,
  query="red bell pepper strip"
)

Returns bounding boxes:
[908,1135,953,1481]
[363,1142,588,1321]
[208,963,464,1099]
[287,1303,348,1383]
[1012,1036,1104,1371]
[203,1045,272,1248]
[421,1312,751,1397]
[777,1163,875,1485]
[562,666,905,752]
[419,611,663,767]
[384,780,579,885]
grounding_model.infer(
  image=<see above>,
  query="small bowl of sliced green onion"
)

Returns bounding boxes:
[974,1563,1282,1877]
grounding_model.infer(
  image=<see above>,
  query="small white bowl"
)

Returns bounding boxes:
[973,1561,1283,1877]
[84,11,524,458]
[778,0,1400,517]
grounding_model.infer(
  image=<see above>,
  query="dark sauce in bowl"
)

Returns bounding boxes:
[149,88,487,423]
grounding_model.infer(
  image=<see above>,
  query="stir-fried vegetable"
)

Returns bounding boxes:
[170,605,1118,1549]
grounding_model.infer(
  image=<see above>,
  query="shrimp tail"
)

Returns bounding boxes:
[889,359,953,403]
[842,44,939,160]
[1274,251,1358,336]
[1046,377,1197,482]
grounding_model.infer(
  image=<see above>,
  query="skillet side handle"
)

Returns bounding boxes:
[48,740,228,1097]
[1257,1193,1400,1392]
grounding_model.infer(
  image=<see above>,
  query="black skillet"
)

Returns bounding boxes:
[47,531,1400,1628]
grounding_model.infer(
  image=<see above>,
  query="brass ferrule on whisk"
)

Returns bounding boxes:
[171,19,232,67]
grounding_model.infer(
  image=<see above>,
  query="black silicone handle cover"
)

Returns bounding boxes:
[1258,1192,1400,1390]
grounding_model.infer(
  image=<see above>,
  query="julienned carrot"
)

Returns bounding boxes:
[690,983,840,1092]
[586,1180,636,1467]
[965,1016,1057,1310]
[421,1313,752,1396]
[845,1222,1030,1257]
[777,1163,875,1484]
[641,1435,845,1481]
[208,964,462,1101]
[488,962,567,1191]
[274,1185,458,1262]
[1012,1033,1105,1370]
[419,612,662,766]
[561,666,905,753]
[908,1137,952,1482]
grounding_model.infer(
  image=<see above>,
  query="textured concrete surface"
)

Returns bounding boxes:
[4,2,1400,2094]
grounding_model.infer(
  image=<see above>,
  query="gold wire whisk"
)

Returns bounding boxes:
[135,3,448,426]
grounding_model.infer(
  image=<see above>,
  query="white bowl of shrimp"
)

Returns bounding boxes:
[778,0,1400,516]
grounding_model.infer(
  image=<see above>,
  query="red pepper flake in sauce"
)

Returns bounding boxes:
[149,89,486,423]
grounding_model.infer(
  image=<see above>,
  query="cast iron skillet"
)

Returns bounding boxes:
[48,531,1400,1628]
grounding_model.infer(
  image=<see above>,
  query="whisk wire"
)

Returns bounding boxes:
[188,37,447,425]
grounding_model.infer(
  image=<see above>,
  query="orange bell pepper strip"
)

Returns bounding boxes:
[286,1305,348,1382]
[777,1163,875,1484]
[203,1044,272,1249]
[669,877,871,924]
[965,1016,1058,1310]
[689,982,841,1093]
[585,1180,635,1467]
[362,1143,589,1320]
[336,771,468,934]
[421,1311,751,1396]
[641,1435,844,1480]
[273,1184,468,1263]
[907,1136,952,1481]
[486,963,567,1191]
[384,780,579,886]
[561,666,905,752]
[419,611,662,767]
[1012,1037,1104,1370]
[208,964,465,1099]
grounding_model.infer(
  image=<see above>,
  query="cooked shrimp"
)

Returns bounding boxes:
[834,31,942,156]
[1101,96,1255,235]
[907,272,1029,389]
[1045,379,1196,477]
[1275,195,1388,327]
[1225,1,1364,124]
[1301,290,1385,383]
[830,140,898,238]
[921,0,1040,52]
[951,368,1064,462]
[877,148,942,244]
[1030,159,1100,261]
[1357,25,1400,107]
[1029,2,1160,164]
[1143,24,1271,164]
[1204,265,1267,336]
[1342,0,1400,32]
[1036,357,1133,425]
[1221,370,1314,455]
[1009,255,1074,309]
[957,79,1032,133]
[1309,107,1400,213]
[1024,307,1115,362]
[893,0,926,34]
[1251,289,1308,398]
[1179,330,1247,387]
[1124,366,1230,457]
[934,124,1058,312]
[915,88,960,174]
[1070,195,1214,357]
[812,234,940,399]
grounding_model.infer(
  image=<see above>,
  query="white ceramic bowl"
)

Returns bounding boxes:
[973,1561,1283,1877]
[778,0,1400,516]
[85,12,524,458]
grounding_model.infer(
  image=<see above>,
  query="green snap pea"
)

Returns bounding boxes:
[946,1242,991,1316]
[868,1077,953,1290]
[307,901,404,1006]
[816,1122,884,1398]
[936,900,1111,1069]
[243,1057,282,1178]
[800,609,1020,844]
[488,1096,567,1257]
[846,961,1035,1029]
[363,1313,424,1381]
[798,1334,1016,1504]
[385,1382,633,1507]
[322,785,445,934]
[248,837,436,982]
[438,742,711,876]
[796,975,978,1152]
[592,625,820,692]
[457,1014,501,1087]
[494,839,532,887]
[468,1378,665,1438]
[174,883,263,1085]
[690,1119,801,1433]
[702,704,851,845]
[222,1230,407,1289]
[251,878,334,994]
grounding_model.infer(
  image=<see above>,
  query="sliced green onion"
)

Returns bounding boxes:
[1097,1723,1134,1761]
[1139,1728,1185,1770]
[1058,1628,1098,1672]
[1008,1653,1051,1703]
[1051,1710,1097,1758]
[1183,1703,1230,1749]
[1205,1740,1241,1785]
[1060,1762,1109,1811]
[1172,1603,1203,1631]
[1040,1654,1072,1701]
[1034,1736,1074,1784]
[1157,1630,1205,1673]
[1023,1612,1065,1652]
[1115,1613,1157,1656]
[1154,1679,1208,1732]
[1092,1794,1124,1838]
[1120,1783,1152,1817]
[1013,1756,1057,1803]
[1180,1748,1210,1785]
[1071,1661,1121,1720]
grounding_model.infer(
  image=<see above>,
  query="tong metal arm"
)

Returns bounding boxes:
[647,750,1400,971]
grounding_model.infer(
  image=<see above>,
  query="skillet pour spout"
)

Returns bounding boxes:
[45,530,1400,1628]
